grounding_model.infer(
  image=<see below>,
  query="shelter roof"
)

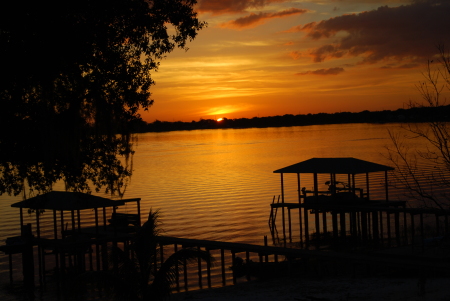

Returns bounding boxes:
[273,157,394,174]
[11,191,140,210]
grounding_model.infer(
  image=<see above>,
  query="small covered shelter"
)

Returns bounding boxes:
[11,191,141,239]
[273,157,394,203]
[8,191,141,286]
[271,157,397,247]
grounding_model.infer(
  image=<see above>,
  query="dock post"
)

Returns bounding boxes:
[372,210,379,243]
[403,210,408,245]
[313,173,319,243]
[361,211,368,244]
[264,236,269,262]
[174,244,180,292]
[332,211,338,241]
[197,246,202,289]
[304,205,309,246]
[340,212,346,240]
[21,224,35,300]
[231,251,236,284]
[435,214,440,237]
[379,211,384,246]
[395,211,400,246]
[246,251,251,281]
[351,212,357,238]
[280,173,286,247]
[420,213,424,252]
[410,213,415,250]
[386,212,391,247]
[288,208,292,243]
[206,249,212,288]
[315,210,320,249]
[183,256,188,291]
[297,173,303,246]
[221,249,226,286]
[445,215,449,236]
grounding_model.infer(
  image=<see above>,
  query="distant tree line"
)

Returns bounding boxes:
[133,105,450,133]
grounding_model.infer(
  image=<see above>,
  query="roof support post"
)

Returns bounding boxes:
[297,173,303,246]
[280,173,286,245]
[347,174,351,192]
[77,210,81,232]
[352,174,356,199]
[385,170,389,201]
[313,173,318,197]
[53,210,57,239]
[20,208,23,227]
[35,209,42,288]
[366,173,370,200]
[60,210,64,236]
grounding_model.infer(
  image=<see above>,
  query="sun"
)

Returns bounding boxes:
[217,118,224,121]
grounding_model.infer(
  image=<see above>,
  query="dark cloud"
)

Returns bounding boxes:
[296,67,345,75]
[220,8,308,29]
[298,1,450,64]
[197,0,288,15]
[380,63,420,69]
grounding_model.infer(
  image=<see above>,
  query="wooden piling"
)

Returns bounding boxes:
[175,244,180,292]
[361,211,368,243]
[206,249,212,288]
[197,246,203,288]
[231,251,236,284]
[297,173,303,246]
[221,249,226,286]
[395,211,400,246]
[183,256,188,290]
[304,205,309,245]
[340,212,346,238]
[372,211,379,242]
[288,208,292,243]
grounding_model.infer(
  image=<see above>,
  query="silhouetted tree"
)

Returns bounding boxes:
[0,0,205,197]
[386,44,450,209]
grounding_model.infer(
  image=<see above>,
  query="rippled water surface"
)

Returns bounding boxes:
[0,123,416,290]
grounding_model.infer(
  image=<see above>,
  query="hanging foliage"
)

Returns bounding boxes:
[0,0,205,197]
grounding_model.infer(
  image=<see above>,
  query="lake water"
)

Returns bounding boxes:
[0,122,422,290]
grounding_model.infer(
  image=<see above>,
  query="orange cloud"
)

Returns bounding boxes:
[296,67,345,75]
[289,50,302,60]
[196,0,288,15]
[296,1,450,65]
[220,8,308,29]
[282,24,303,33]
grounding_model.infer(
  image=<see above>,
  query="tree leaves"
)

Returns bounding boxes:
[0,0,205,197]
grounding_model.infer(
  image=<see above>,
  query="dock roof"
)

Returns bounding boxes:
[11,191,140,210]
[273,157,394,174]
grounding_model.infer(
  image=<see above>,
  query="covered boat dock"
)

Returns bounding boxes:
[270,157,409,248]
[1,191,141,291]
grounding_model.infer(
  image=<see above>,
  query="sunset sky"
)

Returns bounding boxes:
[140,0,450,122]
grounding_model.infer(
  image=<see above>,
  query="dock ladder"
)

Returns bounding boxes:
[268,195,280,244]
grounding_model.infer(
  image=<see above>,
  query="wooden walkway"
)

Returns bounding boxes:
[269,199,450,249]
[155,235,450,291]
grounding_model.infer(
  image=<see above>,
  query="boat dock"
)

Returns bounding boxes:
[269,158,450,250]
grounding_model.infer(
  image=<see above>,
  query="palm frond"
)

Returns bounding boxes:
[146,247,215,301]
[133,209,161,276]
